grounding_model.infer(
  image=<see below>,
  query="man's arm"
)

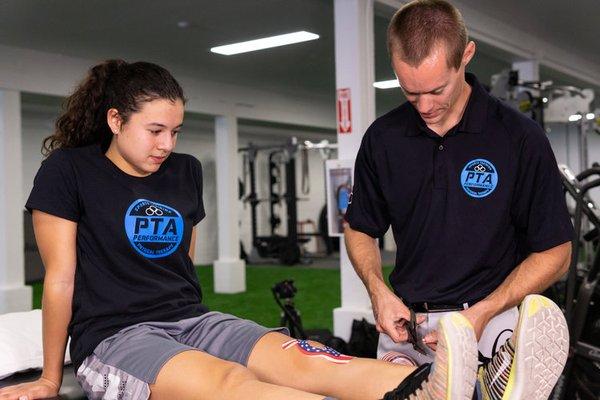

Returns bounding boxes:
[424,241,571,347]
[467,241,570,336]
[345,225,416,342]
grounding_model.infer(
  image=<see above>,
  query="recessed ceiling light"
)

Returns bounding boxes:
[211,31,319,55]
[177,21,190,29]
[373,79,400,89]
[569,114,582,122]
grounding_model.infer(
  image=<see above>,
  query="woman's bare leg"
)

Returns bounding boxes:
[247,313,480,400]
[150,350,327,400]
[247,332,415,400]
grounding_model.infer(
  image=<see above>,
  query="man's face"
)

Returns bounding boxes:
[392,43,469,127]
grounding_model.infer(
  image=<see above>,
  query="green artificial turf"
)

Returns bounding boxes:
[31,265,395,331]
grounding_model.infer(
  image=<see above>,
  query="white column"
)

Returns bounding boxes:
[0,89,31,313]
[333,0,376,341]
[213,114,246,293]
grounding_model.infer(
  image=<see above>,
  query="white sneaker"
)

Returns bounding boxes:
[478,294,569,400]
[381,312,478,400]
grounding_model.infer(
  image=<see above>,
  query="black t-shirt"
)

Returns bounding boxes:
[345,73,573,305]
[26,144,208,371]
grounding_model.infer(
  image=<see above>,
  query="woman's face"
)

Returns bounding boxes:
[107,98,184,177]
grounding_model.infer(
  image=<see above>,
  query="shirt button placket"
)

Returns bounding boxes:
[434,140,447,189]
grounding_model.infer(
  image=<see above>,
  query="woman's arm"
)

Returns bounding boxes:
[37,210,77,388]
[188,227,197,261]
[0,210,77,400]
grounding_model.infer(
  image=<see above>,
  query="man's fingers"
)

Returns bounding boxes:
[425,341,437,351]
[395,328,408,342]
[384,320,412,343]
[382,321,404,342]
[421,330,436,351]
[387,328,403,343]
[392,319,409,341]
[423,331,438,344]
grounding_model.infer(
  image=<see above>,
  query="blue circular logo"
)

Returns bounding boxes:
[124,199,183,258]
[460,159,498,198]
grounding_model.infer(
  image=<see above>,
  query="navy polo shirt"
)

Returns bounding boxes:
[345,73,573,305]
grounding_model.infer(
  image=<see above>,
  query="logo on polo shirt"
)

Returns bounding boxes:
[460,159,498,198]
[124,199,184,258]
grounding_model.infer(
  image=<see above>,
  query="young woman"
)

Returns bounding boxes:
[0,59,485,400]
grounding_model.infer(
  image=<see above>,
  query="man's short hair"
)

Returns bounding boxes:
[387,0,468,70]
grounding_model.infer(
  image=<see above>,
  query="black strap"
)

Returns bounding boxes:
[408,302,467,313]
[381,363,432,400]
[406,309,428,355]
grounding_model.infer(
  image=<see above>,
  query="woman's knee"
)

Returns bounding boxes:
[219,362,258,390]
[151,351,257,400]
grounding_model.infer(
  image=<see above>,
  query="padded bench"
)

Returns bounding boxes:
[0,310,84,399]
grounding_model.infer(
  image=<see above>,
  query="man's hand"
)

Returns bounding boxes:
[459,303,493,340]
[344,225,425,341]
[371,288,425,343]
[422,303,494,351]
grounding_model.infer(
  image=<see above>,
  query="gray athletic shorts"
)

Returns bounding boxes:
[75,312,287,400]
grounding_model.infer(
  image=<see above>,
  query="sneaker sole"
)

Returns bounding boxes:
[438,313,479,400]
[504,294,569,400]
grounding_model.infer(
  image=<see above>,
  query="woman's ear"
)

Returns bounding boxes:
[106,108,122,135]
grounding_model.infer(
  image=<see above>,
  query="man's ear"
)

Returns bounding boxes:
[462,41,476,67]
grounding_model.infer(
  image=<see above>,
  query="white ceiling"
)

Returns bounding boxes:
[457,0,599,66]
[1,0,598,116]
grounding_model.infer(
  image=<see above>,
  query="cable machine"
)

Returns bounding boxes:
[239,137,337,265]
[491,68,597,170]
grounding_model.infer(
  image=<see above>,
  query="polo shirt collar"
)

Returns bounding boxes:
[406,72,489,137]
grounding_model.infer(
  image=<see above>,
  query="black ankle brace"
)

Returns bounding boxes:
[381,363,432,400]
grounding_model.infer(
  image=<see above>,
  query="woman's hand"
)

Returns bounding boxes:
[0,377,60,400]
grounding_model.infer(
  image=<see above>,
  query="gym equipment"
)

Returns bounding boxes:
[552,164,600,399]
[491,69,545,127]
[491,69,596,173]
[239,141,299,264]
[271,279,305,338]
[239,138,337,265]
[271,279,379,357]
[271,280,348,353]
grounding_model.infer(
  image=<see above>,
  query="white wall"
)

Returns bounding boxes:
[1,44,335,130]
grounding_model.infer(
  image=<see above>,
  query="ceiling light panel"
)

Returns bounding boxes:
[211,31,319,55]
[373,79,400,89]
